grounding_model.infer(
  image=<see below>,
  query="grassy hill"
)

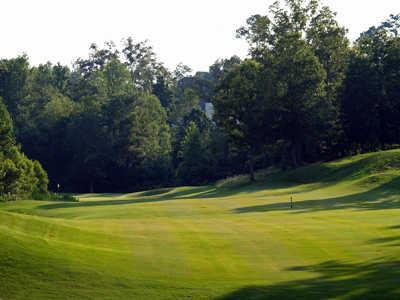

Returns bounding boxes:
[1,149,400,299]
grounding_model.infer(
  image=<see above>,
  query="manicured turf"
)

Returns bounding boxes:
[1,150,400,299]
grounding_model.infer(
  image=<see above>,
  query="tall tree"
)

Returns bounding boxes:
[269,34,327,166]
[341,14,400,151]
[236,0,339,166]
[214,60,265,180]
[128,94,172,186]
[0,97,15,154]
[122,37,167,92]
[176,122,211,185]
[0,56,30,116]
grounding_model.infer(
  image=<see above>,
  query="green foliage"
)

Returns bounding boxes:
[235,0,349,167]
[122,37,167,92]
[341,15,400,152]
[103,59,134,96]
[33,160,49,194]
[0,97,48,200]
[269,34,329,166]
[0,96,15,154]
[176,122,211,184]
[0,140,46,198]
[0,55,30,115]
[129,95,171,161]
[128,94,172,184]
[0,8,399,192]
[214,60,264,179]
[170,88,199,123]
[2,8,400,297]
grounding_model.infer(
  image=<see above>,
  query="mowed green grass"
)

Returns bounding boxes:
[1,150,400,299]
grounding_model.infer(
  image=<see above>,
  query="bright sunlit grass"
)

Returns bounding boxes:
[1,149,400,299]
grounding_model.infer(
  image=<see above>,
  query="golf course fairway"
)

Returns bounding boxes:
[1,149,400,299]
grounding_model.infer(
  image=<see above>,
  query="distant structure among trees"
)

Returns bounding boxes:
[199,99,214,120]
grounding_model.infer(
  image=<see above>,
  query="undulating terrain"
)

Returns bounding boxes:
[1,150,400,299]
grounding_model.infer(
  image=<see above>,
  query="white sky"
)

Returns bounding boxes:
[1,0,399,71]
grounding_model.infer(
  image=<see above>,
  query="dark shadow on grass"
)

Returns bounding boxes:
[387,225,400,230]
[38,175,400,211]
[367,225,400,248]
[167,181,333,200]
[37,154,400,211]
[37,186,220,210]
[178,153,400,199]
[78,193,122,199]
[369,236,400,246]
[38,184,289,210]
[40,153,400,210]
[233,177,400,214]
[37,199,152,210]
[218,258,400,299]
[159,153,400,200]
[51,181,323,210]
[135,188,174,197]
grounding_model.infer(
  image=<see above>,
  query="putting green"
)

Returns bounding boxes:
[1,150,400,299]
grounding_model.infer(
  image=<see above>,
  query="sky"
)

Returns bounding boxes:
[1,0,399,72]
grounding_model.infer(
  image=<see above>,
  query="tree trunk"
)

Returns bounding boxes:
[89,180,94,194]
[291,141,300,168]
[248,156,255,182]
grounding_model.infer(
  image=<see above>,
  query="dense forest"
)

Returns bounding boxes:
[0,0,399,197]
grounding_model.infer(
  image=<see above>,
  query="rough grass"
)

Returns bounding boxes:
[1,149,400,299]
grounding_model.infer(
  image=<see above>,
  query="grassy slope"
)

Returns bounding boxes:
[1,150,400,299]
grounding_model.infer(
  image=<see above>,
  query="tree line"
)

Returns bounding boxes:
[0,0,399,197]
[215,0,400,179]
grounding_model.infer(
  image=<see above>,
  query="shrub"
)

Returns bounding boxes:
[0,97,50,201]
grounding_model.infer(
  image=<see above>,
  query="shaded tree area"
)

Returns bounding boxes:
[0,97,48,201]
[0,1,399,194]
[215,0,400,174]
[0,39,239,193]
[215,0,349,170]
[341,14,400,152]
